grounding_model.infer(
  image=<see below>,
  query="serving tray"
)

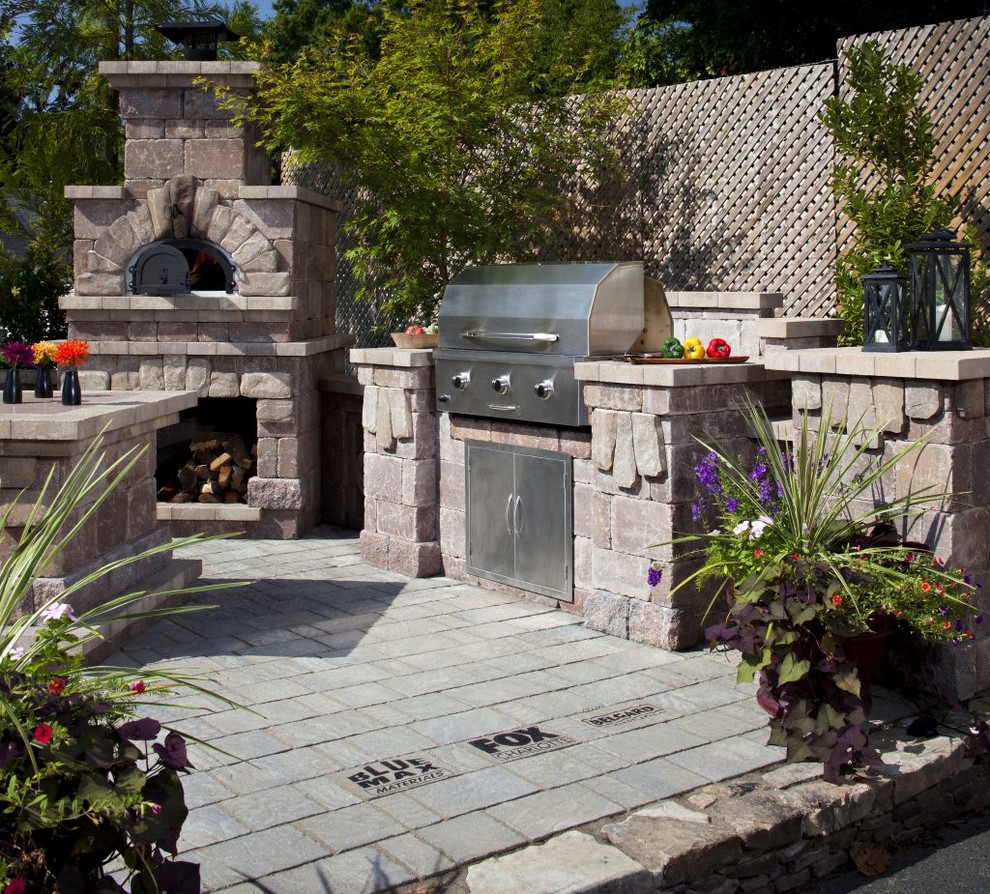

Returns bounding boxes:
[617,354,750,364]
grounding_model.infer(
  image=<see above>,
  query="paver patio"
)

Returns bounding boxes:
[111,526,788,892]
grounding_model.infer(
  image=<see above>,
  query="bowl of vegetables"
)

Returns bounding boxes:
[391,324,438,349]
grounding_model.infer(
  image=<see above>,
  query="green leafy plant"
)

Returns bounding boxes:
[822,40,957,346]
[654,398,980,781]
[239,0,625,328]
[0,432,240,893]
[0,254,69,345]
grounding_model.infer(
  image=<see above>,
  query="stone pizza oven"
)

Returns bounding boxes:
[63,59,351,538]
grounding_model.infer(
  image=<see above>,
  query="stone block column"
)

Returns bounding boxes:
[574,358,790,649]
[350,347,441,577]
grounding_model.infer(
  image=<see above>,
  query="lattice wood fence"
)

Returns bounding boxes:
[283,15,990,330]
[628,63,836,317]
[837,17,990,271]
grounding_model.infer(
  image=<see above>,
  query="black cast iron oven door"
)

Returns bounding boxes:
[130,239,236,295]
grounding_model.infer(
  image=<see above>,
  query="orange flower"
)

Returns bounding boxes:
[920,580,932,593]
[53,340,89,368]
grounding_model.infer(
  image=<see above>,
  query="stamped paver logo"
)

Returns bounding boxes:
[339,755,455,799]
[467,725,577,761]
[577,702,664,732]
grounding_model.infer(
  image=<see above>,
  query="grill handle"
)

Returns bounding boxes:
[461,331,559,343]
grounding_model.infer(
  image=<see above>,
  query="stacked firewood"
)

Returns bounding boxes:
[157,433,256,504]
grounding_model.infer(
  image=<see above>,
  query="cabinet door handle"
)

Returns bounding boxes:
[505,493,515,535]
[514,495,523,534]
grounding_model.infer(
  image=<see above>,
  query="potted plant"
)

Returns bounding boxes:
[2,342,33,405]
[0,432,239,892]
[653,398,981,781]
[30,342,58,399]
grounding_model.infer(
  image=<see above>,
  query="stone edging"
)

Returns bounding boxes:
[452,717,990,894]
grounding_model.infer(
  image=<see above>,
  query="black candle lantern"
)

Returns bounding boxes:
[908,227,971,351]
[155,21,240,61]
[862,263,910,352]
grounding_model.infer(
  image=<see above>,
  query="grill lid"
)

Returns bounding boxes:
[438,262,646,357]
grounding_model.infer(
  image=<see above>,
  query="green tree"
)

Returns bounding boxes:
[243,0,625,325]
[821,41,955,345]
[267,0,382,64]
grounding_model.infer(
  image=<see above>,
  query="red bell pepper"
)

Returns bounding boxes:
[707,338,731,358]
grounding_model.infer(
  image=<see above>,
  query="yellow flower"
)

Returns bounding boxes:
[32,341,59,365]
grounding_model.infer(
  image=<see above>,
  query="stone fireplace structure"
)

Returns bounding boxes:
[63,59,351,538]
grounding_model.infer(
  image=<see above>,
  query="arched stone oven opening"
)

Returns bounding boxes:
[156,397,258,505]
[129,239,237,296]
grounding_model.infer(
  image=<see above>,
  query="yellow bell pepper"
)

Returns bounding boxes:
[683,337,705,360]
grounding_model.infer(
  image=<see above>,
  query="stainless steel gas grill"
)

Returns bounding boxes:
[435,262,652,427]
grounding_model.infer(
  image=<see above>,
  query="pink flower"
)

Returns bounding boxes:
[129,681,146,694]
[48,677,67,695]
[40,602,74,623]
[34,723,54,744]
[148,802,162,815]
[3,878,27,894]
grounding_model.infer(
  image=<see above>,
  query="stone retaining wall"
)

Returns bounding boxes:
[597,722,990,893]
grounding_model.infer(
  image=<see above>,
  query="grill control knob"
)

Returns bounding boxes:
[534,380,554,400]
[451,372,471,390]
[491,375,511,394]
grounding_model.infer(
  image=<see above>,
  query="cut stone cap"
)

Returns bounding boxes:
[763,346,990,381]
[0,389,198,443]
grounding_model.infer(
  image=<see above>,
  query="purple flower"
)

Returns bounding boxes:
[1,341,33,369]
[694,453,721,496]
[647,565,662,587]
[976,615,984,625]
[691,500,703,522]
[759,479,774,505]
[956,619,965,632]
[749,461,768,482]
[940,606,950,617]
[723,497,739,514]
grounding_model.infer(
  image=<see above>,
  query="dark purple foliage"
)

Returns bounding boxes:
[154,731,194,770]
[118,717,162,741]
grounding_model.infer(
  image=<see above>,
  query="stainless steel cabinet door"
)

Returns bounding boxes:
[465,440,573,602]
[512,450,572,598]
[466,442,517,582]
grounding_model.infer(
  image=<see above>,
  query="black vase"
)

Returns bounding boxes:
[61,368,81,406]
[34,364,54,398]
[2,367,22,404]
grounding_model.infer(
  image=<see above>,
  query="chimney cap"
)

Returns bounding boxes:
[156,20,241,61]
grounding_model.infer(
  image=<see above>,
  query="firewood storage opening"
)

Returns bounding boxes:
[156,397,258,505]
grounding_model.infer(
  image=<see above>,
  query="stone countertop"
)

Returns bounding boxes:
[350,346,437,368]
[0,390,198,442]
[763,346,990,381]
[575,358,787,386]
